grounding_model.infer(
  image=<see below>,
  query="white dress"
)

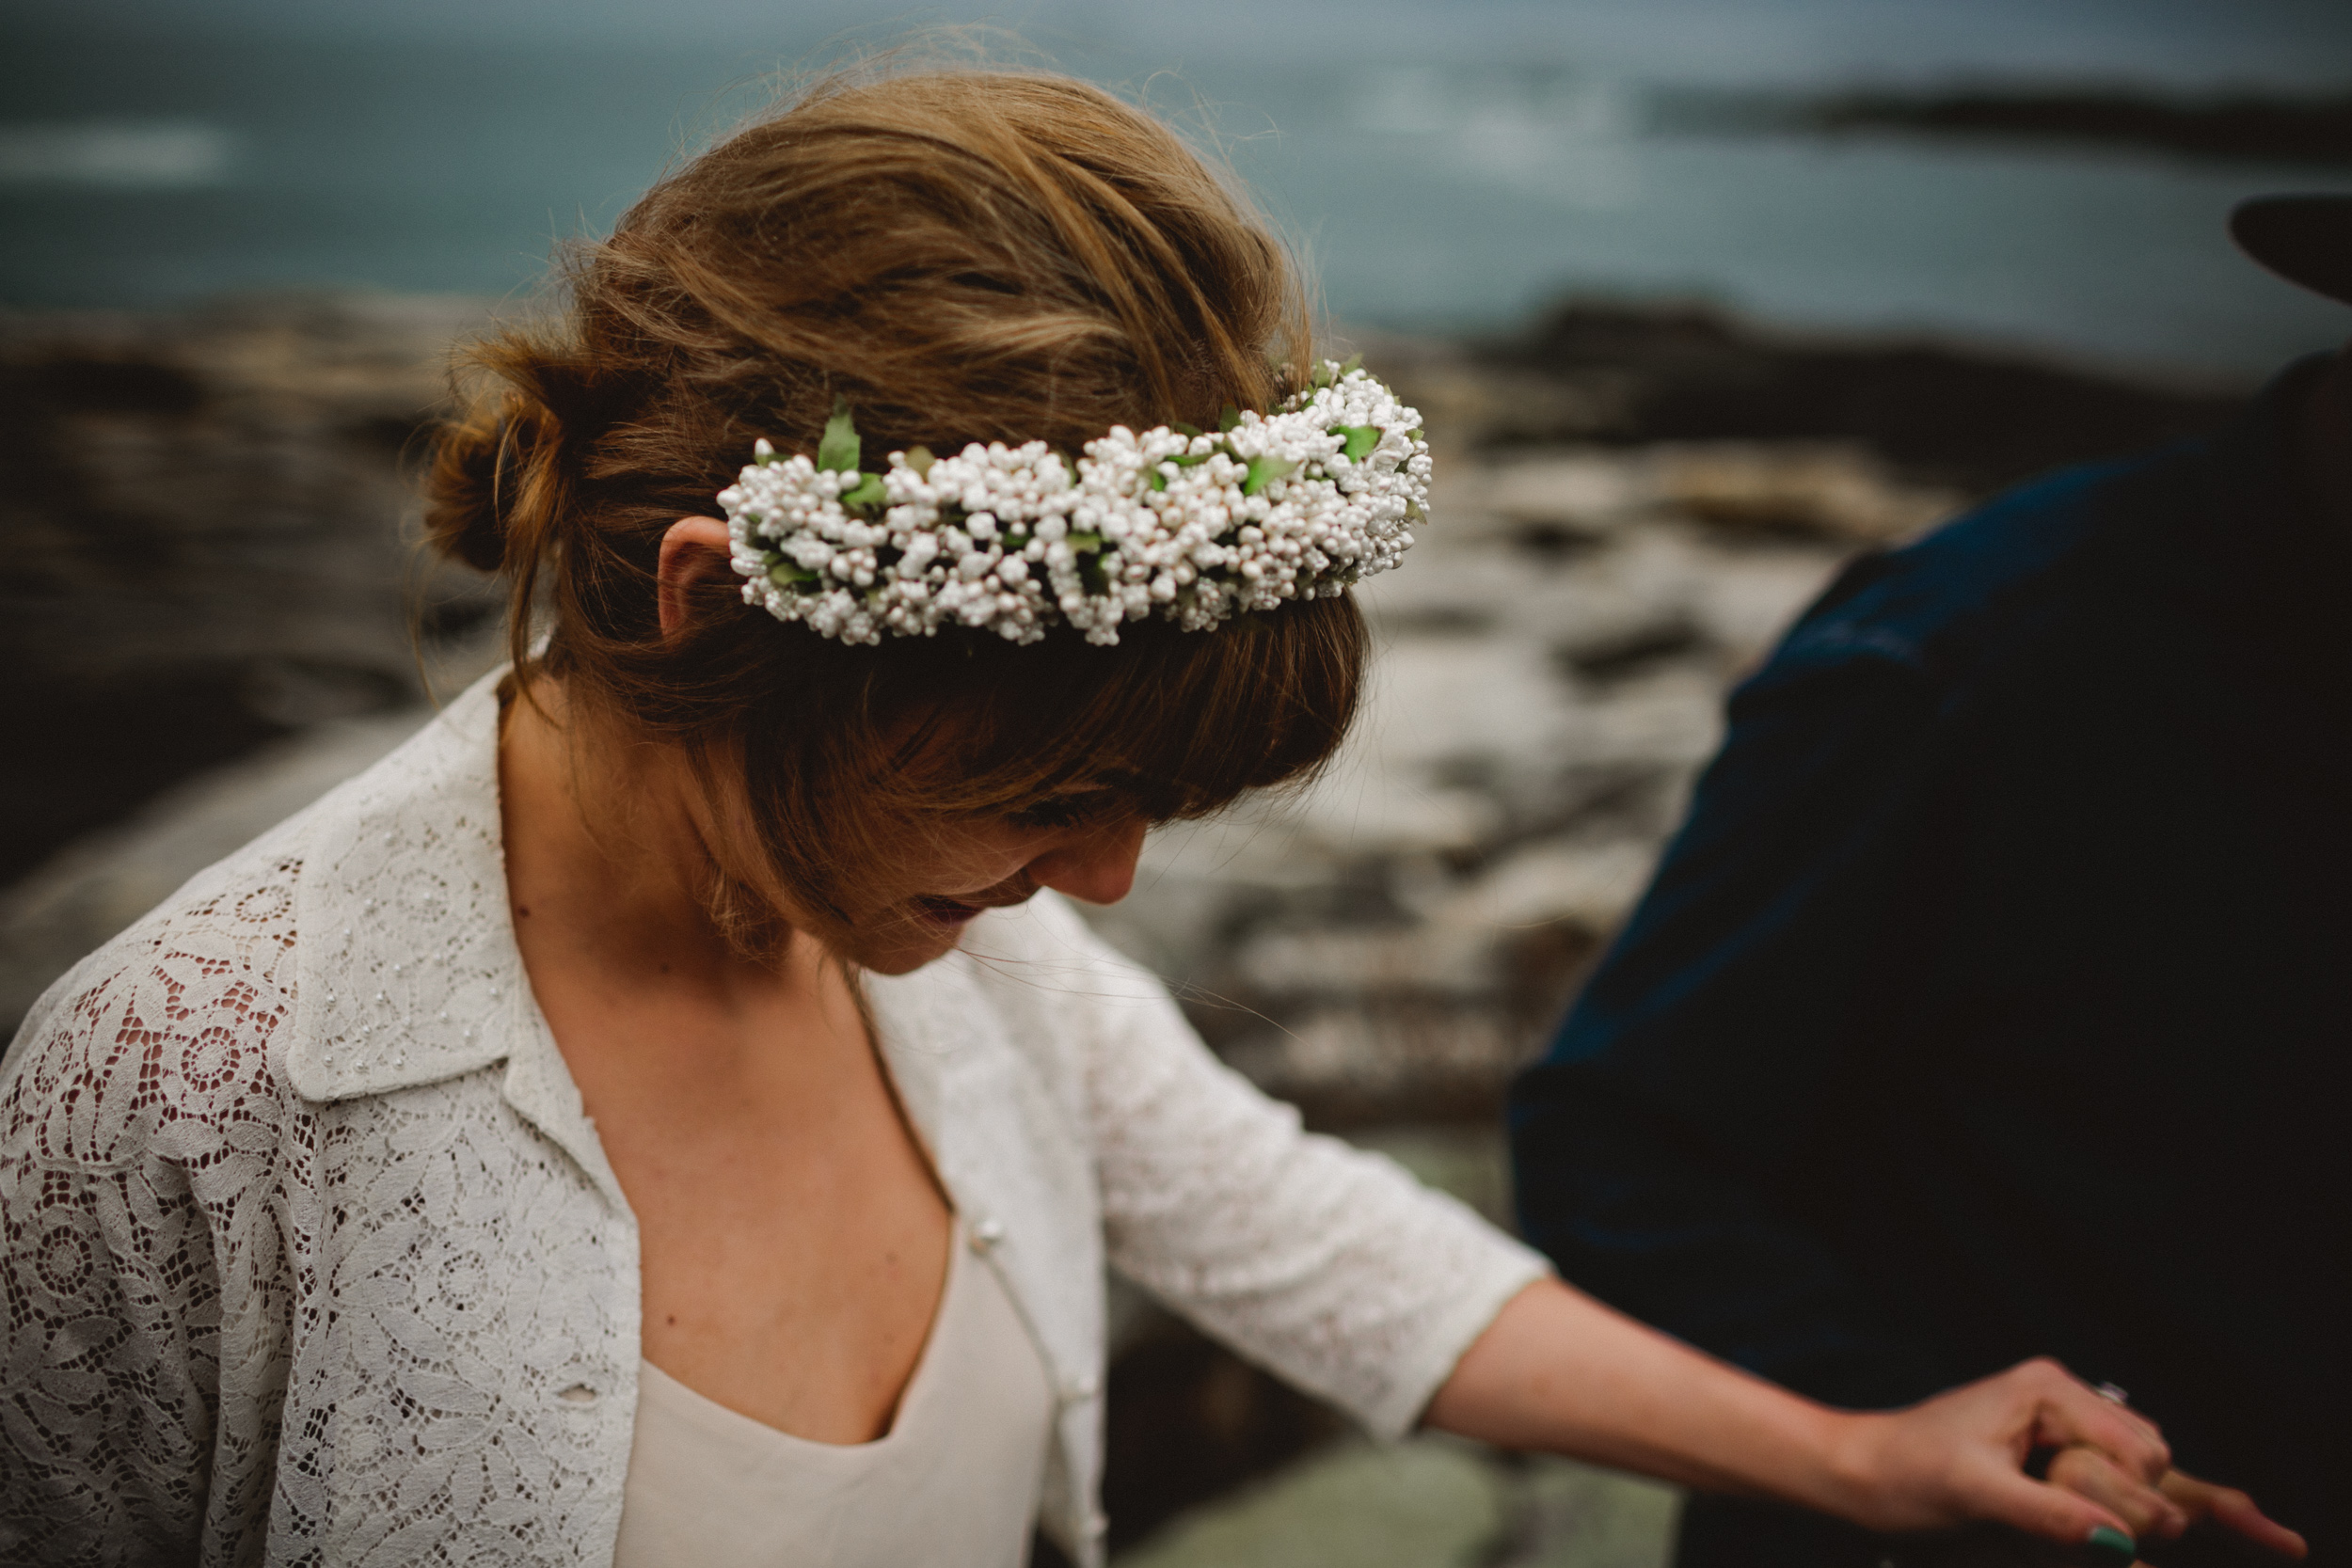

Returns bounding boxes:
[612,1225,1055,1568]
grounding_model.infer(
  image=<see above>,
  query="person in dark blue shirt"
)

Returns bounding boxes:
[1510,198,2350,1568]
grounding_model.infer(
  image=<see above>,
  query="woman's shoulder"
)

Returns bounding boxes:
[1,822,312,1172]
[1,676,511,1160]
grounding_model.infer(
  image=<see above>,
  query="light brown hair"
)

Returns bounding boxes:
[423,62,1368,946]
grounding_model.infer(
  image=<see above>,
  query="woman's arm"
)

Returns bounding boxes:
[1426,1278,2183,1553]
[1,974,230,1560]
[998,898,2299,1559]
[1513,653,1963,1415]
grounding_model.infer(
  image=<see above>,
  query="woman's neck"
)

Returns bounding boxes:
[496,680,950,1445]
[496,678,834,1014]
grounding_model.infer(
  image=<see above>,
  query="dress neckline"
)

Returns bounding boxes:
[635,1218,966,1452]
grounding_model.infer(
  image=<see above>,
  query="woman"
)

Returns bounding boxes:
[0,63,2234,1568]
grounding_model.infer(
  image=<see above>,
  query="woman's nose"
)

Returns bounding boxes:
[1030,818,1147,906]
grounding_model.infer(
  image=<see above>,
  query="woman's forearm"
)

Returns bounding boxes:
[1422,1277,1867,1513]
[1422,1276,2180,1548]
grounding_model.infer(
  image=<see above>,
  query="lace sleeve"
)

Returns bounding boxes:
[1,854,306,1565]
[1009,898,1550,1439]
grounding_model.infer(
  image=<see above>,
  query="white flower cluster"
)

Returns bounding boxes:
[720,362,1429,646]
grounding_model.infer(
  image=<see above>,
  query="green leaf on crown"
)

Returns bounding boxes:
[902,445,935,478]
[1330,424,1379,462]
[768,560,820,589]
[1242,454,1300,497]
[818,396,862,474]
[1149,449,1216,492]
[839,472,887,510]
[1218,403,1242,433]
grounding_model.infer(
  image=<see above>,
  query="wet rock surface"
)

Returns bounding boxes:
[1109,1433,1679,1568]
[1397,302,2246,495]
[0,294,2253,1563]
[1084,422,1945,1133]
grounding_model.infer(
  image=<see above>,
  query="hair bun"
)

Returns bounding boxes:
[423,405,519,575]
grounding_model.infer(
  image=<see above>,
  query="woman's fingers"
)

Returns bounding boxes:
[2010,1359,2171,1483]
[1824,1355,2284,1568]
[1872,1358,2191,1554]
[2159,1469,2310,1560]
[1951,1450,2146,1559]
[2045,1447,2189,1542]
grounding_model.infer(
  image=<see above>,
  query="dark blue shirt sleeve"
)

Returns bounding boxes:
[1509,609,1967,1410]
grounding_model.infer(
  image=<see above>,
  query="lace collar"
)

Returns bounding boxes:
[286,673,525,1106]
[271,671,1015,1227]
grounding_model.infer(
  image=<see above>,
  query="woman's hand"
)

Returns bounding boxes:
[2039,1449,2309,1562]
[1425,1282,2246,1560]
[1824,1358,2178,1541]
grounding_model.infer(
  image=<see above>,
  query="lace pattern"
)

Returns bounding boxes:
[2,840,309,1565]
[961,899,1546,1439]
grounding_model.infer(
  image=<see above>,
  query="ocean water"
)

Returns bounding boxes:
[2,0,2348,376]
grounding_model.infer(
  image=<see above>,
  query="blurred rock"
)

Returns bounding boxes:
[1431,836,1663,939]
[1091,464,1851,1128]
[0,292,502,883]
[1645,442,1964,544]
[1481,452,1649,539]
[1789,86,2352,168]
[1466,441,1960,547]
[1439,300,2248,492]
[1110,1433,1677,1568]
[1098,1314,1353,1557]
[1503,1458,1683,1568]
[1223,1006,1526,1127]
[1113,1435,1510,1568]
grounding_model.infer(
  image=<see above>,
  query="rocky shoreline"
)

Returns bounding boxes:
[0,293,2261,1564]
[1652,83,2352,169]
[1787,87,2352,169]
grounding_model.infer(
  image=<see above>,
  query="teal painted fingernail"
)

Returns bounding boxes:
[2085,1525,2137,1566]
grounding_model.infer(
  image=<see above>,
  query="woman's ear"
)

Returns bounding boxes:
[657,516,736,639]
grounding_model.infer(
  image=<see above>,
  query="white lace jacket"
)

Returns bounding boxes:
[0,673,1547,1568]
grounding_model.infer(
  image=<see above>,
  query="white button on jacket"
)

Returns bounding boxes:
[0,672,1546,1567]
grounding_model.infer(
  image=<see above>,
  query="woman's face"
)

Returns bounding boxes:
[836,795,1150,974]
[653,519,1160,973]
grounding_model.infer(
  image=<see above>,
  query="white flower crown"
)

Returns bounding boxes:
[720,358,1429,646]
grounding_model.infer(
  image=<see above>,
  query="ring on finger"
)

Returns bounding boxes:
[2093,1382,2130,1406]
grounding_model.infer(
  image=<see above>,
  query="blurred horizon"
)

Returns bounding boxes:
[3,0,2349,376]
[10,0,2350,83]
